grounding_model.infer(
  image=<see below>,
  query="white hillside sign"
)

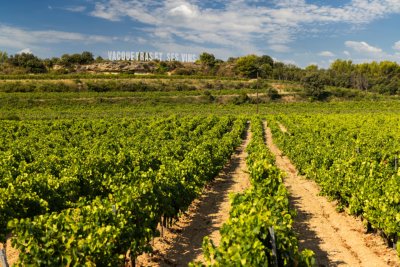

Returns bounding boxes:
[107,51,198,63]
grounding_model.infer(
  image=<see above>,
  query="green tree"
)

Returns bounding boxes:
[305,64,319,72]
[60,54,74,67]
[8,53,47,73]
[0,51,8,64]
[227,57,237,63]
[259,63,272,78]
[256,55,274,78]
[257,55,274,67]
[59,52,95,66]
[386,78,400,95]
[378,61,399,77]
[235,55,259,78]
[70,54,83,64]
[302,72,326,100]
[81,51,95,64]
[199,52,216,67]
[95,56,104,63]
[43,57,59,69]
[267,87,281,100]
[272,62,285,80]
[328,59,354,88]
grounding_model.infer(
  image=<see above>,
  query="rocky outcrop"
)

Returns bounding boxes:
[52,61,203,75]
[75,61,157,74]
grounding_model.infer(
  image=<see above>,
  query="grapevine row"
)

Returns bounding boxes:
[269,114,400,253]
[0,116,222,240]
[5,116,246,265]
[194,118,314,266]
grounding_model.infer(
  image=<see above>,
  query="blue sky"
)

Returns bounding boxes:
[1,0,400,68]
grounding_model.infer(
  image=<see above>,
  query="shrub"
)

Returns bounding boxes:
[232,92,250,105]
[202,90,215,102]
[267,88,281,100]
[302,72,327,100]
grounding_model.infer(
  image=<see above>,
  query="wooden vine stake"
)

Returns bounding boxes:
[160,216,164,238]
[268,227,278,267]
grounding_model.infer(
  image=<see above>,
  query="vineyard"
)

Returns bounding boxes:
[3,0,400,264]
[197,118,314,266]
[1,87,400,266]
[0,115,317,266]
[269,114,400,252]
[1,116,248,265]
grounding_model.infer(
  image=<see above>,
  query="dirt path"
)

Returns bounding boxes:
[264,122,400,267]
[137,126,252,267]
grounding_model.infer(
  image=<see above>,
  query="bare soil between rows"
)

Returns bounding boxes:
[137,126,252,266]
[264,121,399,267]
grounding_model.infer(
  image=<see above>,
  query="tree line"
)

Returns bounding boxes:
[0,51,98,74]
[0,50,399,95]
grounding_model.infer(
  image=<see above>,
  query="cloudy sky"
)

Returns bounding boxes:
[1,0,400,67]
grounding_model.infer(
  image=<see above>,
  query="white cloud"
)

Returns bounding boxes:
[149,39,238,60]
[345,41,382,54]
[343,41,400,63]
[17,48,32,54]
[88,0,400,57]
[90,2,121,21]
[169,3,198,18]
[318,51,335,57]
[393,41,400,51]
[269,44,290,53]
[64,6,87,13]
[0,25,113,51]
[344,50,351,56]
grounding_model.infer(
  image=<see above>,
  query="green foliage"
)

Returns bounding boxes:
[7,53,47,73]
[232,91,250,105]
[267,87,281,100]
[202,90,215,102]
[257,55,274,68]
[199,52,216,68]
[327,59,400,94]
[269,113,400,253]
[81,51,95,64]
[174,67,196,75]
[154,61,169,74]
[0,78,255,93]
[95,56,104,63]
[305,64,318,72]
[0,81,78,92]
[0,49,400,96]
[235,55,260,78]
[258,63,273,78]
[0,73,246,80]
[196,118,314,266]
[0,51,8,64]
[302,72,327,100]
[374,77,400,95]
[5,116,247,265]
[234,55,274,79]
[59,51,95,66]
